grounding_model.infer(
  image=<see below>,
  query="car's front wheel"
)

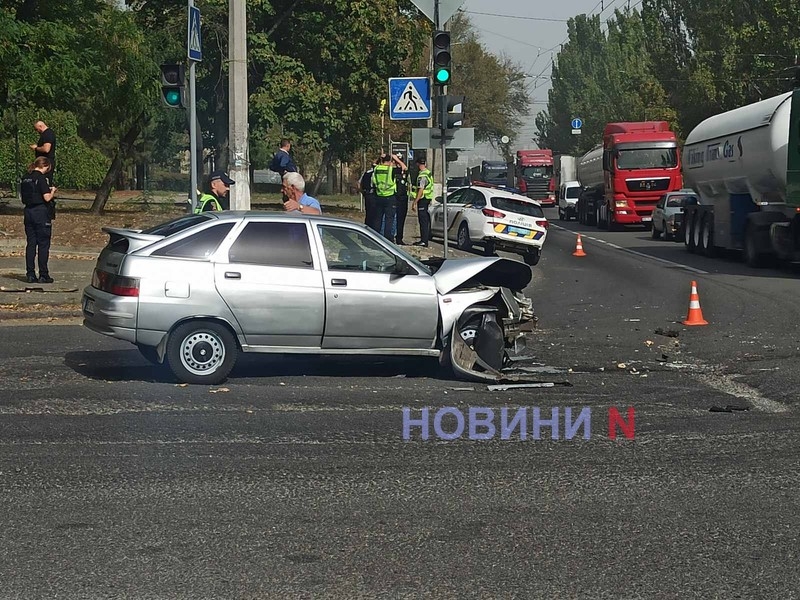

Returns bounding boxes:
[457,223,472,251]
[166,320,238,385]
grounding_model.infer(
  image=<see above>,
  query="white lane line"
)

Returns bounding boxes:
[551,224,709,275]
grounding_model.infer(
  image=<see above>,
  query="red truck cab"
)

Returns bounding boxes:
[602,122,682,226]
[516,149,555,206]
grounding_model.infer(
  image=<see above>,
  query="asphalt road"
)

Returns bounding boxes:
[1,210,799,598]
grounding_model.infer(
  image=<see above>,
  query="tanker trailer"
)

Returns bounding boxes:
[576,146,603,226]
[682,90,800,266]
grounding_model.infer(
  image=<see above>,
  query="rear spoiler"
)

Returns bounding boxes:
[101,227,164,252]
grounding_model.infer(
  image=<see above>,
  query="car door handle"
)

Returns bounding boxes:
[331,278,347,286]
[224,272,241,279]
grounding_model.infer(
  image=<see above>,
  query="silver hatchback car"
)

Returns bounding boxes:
[82,212,536,385]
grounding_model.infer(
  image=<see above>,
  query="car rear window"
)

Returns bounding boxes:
[151,223,235,259]
[142,214,212,236]
[491,197,544,218]
[667,194,696,207]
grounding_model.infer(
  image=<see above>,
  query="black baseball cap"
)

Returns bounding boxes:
[415,157,426,165]
[209,170,235,185]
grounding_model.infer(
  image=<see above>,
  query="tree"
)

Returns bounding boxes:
[449,12,530,147]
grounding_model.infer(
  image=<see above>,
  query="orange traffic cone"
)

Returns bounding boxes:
[572,234,587,257]
[683,280,708,326]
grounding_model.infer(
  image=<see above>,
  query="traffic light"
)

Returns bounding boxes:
[432,30,452,86]
[437,94,465,130]
[160,63,186,109]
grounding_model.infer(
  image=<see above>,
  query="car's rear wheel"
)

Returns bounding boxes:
[457,223,472,251]
[167,320,238,385]
[137,344,161,365]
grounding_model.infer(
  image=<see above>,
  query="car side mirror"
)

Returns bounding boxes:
[392,257,415,276]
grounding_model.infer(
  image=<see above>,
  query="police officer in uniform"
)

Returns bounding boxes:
[412,157,434,247]
[359,160,377,227]
[394,166,410,245]
[194,170,235,213]
[20,157,57,283]
[371,153,407,239]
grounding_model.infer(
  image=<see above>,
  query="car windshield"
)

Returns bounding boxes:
[667,194,696,207]
[565,186,581,199]
[142,214,213,236]
[521,166,551,178]
[491,197,544,218]
[616,148,678,170]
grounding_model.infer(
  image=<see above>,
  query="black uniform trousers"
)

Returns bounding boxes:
[395,194,409,243]
[24,204,52,277]
[417,199,431,244]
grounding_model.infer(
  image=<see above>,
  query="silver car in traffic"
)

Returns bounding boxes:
[82,212,536,385]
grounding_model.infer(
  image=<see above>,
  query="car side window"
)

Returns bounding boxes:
[318,226,397,273]
[447,189,465,204]
[656,196,665,209]
[151,223,235,259]
[465,190,486,208]
[228,222,313,268]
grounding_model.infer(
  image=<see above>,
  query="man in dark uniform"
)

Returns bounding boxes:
[359,160,377,227]
[394,166,410,245]
[194,171,235,213]
[30,120,56,186]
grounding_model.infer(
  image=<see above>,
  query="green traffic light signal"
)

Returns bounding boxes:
[163,89,182,107]
[435,68,451,84]
[432,30,452,87]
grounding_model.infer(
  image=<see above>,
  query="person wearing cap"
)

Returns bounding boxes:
[411,156,434,247]
[194,170,235,213]
[282,172,322,215]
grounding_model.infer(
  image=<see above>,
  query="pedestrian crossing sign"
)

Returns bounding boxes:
[389,77,431,120]
[188,6,202,62]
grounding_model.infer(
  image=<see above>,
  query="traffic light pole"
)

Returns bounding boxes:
[435,0,450,259]
[187,0,199,212]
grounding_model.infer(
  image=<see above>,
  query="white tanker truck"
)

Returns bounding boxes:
[682,90,800,265]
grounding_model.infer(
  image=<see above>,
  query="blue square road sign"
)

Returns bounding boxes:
[389,77,431,120]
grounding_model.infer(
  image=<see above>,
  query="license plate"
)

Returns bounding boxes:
[507,226,530,235]
[83,296,95,315]
[641,217,652,222]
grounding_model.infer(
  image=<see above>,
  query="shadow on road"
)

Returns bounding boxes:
[64,349,445,383]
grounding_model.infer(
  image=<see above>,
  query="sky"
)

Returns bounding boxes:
[455,0,636,164]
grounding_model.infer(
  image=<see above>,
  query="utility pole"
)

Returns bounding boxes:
[228,0,251,209]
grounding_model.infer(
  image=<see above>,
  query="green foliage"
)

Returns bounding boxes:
[0,108,107,188]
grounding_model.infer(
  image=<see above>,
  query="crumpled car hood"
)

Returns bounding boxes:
[432,257,532,294]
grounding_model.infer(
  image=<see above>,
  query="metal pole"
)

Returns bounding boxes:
[187,0,199,212]
[228,0,251,210]
[435,0,450,259]
[14,105,19,200]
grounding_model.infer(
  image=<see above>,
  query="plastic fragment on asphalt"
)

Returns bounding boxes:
[488,383,555,390]
[209,387,230,393]
[449,387,475,391]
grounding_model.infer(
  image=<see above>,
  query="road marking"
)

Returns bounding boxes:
[551,224,709,275]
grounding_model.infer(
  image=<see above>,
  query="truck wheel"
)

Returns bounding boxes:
[596,207,605,229]
[166,320,238,385]
[743,224,764,268]
[558,208,565,221]
[684,213,696,253]
[700,215,716,257]
[457,223,472,251]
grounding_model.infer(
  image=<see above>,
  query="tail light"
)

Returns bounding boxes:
[537,219,549,229]
[482,208,506,219]
[92,268,140,297]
